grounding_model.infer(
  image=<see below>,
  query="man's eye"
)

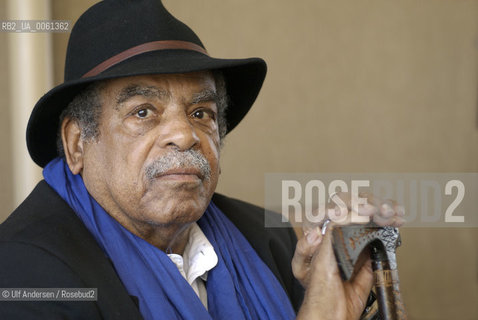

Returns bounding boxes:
[192,110,205,119]
[191,109,214,120]
[136,108,151,118]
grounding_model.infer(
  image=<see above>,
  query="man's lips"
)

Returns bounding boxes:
[154,168,203,181]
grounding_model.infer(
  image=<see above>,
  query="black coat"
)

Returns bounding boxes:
[0,181,304,319]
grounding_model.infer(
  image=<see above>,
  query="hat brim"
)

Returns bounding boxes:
[27,50,266,167]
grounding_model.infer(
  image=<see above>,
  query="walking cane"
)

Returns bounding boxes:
[332,225,407,320]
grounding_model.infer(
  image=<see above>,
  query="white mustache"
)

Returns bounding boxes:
[144,149,211,181]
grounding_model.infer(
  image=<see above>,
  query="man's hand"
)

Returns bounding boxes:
[292,192,405,320]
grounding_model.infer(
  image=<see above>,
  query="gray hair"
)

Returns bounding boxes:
[56,71,229,157]
[145,149,211,182]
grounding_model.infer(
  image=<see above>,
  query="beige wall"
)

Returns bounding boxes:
[0,0,14,217]
[1,0,477,319]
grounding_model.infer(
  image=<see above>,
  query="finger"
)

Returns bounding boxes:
[379,200,396,218]
[358,191,381,209]
[395,204,405,217]
[347,193,376,224]
[373,213,394,227]
[357,203,378,217]
[327,206,350,225]
[347,256,374,315]
[332,192,377,223]
[310,224,340,279]
[359,192,394,220]
[374,214,407,227]
[328,196,372,225]
[293,229,322,267]
[297,225,347,319]
[363,198,403,227]
[328,192,405,226]
[292,227,323,286]
[373,199,405,226]
[331,209,371,226]
[328,192,352,210]
[304,226,323,248]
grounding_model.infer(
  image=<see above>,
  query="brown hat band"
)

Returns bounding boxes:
[82,40,209,78]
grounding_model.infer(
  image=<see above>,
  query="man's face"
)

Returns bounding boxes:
[80,72,221,233]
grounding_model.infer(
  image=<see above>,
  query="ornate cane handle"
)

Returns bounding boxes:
[332,225,407,320]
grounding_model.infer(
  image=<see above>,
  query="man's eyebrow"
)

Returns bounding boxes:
[191,89,218,105]
[115,84,169,106]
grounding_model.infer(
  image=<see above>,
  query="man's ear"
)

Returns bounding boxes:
[61,118,84,175]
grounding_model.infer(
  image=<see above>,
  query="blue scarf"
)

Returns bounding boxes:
[43,158,295,320]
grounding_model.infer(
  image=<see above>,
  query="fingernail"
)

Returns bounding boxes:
[381,204,394,217]
[306,229,319,244]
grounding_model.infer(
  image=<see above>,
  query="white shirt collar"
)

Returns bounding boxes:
[168,222,218,285]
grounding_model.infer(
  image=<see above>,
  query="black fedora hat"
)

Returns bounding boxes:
[27,0,267,168]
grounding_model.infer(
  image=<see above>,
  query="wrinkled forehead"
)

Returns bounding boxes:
[102,71,216,98]
[106,74,219,116]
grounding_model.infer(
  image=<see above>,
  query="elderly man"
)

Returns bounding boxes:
[0,1,403,319]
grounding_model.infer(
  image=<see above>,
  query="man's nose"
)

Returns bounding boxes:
[156,110,200,151]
